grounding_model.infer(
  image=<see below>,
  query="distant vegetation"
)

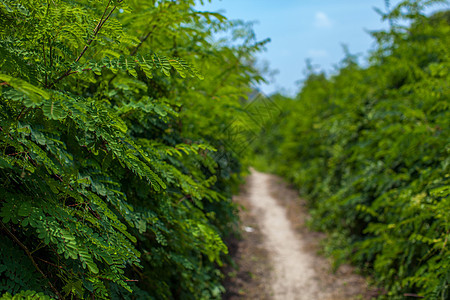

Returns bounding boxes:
[252,2,449,299]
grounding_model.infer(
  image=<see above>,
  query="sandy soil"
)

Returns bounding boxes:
[248,170,320,300]
[223,169,379,300]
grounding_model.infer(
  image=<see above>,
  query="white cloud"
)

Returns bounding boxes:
[307,49,329,58]
[314,11,332,28]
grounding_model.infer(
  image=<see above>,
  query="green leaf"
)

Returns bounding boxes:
[0,73,49,105]
[42,100,68,120]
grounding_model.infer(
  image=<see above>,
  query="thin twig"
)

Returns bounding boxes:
[108,18,162,85]
[50,0,121,87]
[403,293,424,298]
[6,151,27,156]
[30,241,45,255]
[92,0,112,36]
[42,41,48,86]
[36,257,64,269]
[16,106,27,120]
[1,222,63,299]
[130,26,155,56]
[49,36,53,73]
[16,107,32,121]
[129,4,172,57]
[108,2,176,86]
[74,0,115,64]
[74,5,116,64]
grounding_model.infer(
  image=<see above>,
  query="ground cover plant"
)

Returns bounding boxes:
[252,1,449,299]
[0,0,267,298]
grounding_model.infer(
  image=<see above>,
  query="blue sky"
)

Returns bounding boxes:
[196,0,448,96]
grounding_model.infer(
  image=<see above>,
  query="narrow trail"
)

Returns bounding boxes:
[224,169,375,300]
[248,171,320,300]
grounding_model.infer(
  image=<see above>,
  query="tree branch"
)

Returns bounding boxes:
[50,0,121,87]
[1,222,63,299]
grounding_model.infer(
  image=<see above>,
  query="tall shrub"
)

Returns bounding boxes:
[0,0,265,298]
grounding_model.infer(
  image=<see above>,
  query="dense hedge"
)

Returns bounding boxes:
[0,0,266,299]
[253,2,449,299]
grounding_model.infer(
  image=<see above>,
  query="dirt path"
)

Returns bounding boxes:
[248,171,320,300]
[223,169,377,300]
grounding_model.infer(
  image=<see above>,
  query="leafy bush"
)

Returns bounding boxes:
[253,2,449,299]
[0,0,265,298]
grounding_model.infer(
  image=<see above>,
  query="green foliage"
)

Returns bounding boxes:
[0,290,53,300]
[253,2,449,299]
[0,236,48,295]
[0,0,264,298]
